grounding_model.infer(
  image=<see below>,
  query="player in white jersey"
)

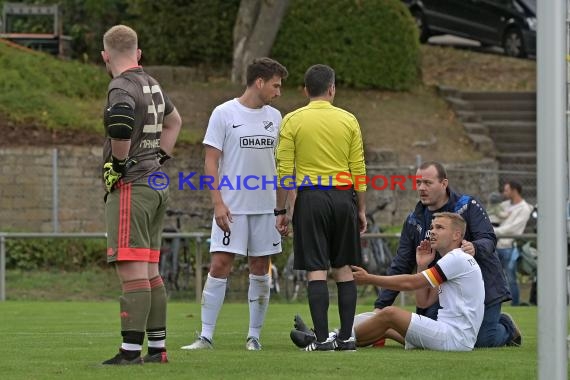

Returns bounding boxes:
[352,212,485,351]
[181,58,288,351]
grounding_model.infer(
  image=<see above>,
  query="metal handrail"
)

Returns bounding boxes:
[0,232,538,301]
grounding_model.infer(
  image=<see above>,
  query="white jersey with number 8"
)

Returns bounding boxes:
[203,98,282,214]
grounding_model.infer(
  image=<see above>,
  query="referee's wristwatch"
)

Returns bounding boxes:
[274,208,287,216]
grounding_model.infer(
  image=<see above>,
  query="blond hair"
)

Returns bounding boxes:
[103,25,137,53]
[433,212,466,237]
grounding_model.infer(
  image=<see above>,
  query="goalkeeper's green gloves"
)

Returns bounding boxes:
[103,156,135,193]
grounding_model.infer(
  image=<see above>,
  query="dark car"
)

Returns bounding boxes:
[403,0,536,58]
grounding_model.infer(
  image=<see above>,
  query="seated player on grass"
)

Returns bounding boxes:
[291,212,486,351]
[353,212,485,351]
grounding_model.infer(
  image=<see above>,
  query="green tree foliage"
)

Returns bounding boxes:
[0,0,131,61]
[0,0,239,65]
[128,0,240,66]
[0,0,418,90]
[271,0,420,90]
[60,0,132,61]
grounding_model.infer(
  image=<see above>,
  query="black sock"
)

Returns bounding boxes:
[147,327,166,355]
[337,280,357,340]
[308,280,329,342]
[120,330,144,359]
[120,348,141,360]
[148,346,166,355]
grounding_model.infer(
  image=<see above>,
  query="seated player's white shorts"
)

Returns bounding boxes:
[404,313,472,351]
[354,312,376,327]
[210,213,282,256]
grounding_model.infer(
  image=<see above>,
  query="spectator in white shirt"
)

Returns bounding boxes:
[494,180,533,306]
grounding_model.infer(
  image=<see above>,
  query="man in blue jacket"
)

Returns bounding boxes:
[373,161,521,347]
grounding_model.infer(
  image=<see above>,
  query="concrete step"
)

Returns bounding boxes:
[490,132,536,143]
[468,133,495,156]
[463,122,488,135]
[446,88,539,173]
[494,142,536,152]
[484,120,536,130]
[496,152,536,164]
[469,100,536,112]
[479,110,536,121]
[490,130,535,140]
[455,110,483,123]
[460,91,535,102]
[446,97,533,112]
[498,163,537,172]
[445,96,473,111]
[438,85,461,98]
[489,130,535,140]
[496,174,536,188]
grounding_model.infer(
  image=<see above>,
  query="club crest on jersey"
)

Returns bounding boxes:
[263,121,275,132]
[240,135,275,149]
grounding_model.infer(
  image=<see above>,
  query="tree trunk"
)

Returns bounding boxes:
[231,0,290,84]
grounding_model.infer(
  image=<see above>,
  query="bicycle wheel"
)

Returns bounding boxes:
[293,270,307,301]
[282,251,296,301]
[178,238,193,291]
[159,246,178,293]
[269,264,280,295]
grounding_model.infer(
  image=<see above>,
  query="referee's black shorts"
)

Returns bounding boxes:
[292,186,362,271]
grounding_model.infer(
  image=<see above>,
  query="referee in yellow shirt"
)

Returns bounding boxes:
[275,64,367,351]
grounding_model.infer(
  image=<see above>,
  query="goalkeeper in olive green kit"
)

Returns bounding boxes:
[100,24,182,365]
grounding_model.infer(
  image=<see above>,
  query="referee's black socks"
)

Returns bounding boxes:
[337,280,357,341]
[307,280,329,342]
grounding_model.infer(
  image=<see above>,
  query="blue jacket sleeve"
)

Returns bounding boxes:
[463,199,497,257]
[374,215,417,309]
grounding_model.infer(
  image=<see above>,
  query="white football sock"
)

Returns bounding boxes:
[148,339,165,349]
[121,343,142,351]
[247,273,270,339]
[200,273,227,341]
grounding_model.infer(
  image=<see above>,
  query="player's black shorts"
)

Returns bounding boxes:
[292,186,362,271]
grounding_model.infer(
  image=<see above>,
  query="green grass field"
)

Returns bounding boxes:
[0,301,544,380]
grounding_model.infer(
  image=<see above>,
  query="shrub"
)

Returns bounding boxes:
[272,0,420,90]
[129,0,240,67]
[5,238,107,271]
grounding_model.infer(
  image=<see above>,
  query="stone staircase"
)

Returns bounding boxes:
[439,87,537,204]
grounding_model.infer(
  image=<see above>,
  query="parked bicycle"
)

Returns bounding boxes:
[282,247,307,302]
[360,201,395,295]
[159,209,202,293]
[268,260,281,295]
